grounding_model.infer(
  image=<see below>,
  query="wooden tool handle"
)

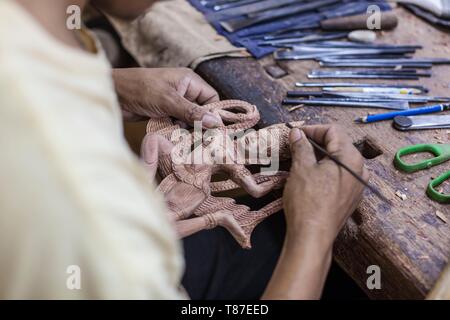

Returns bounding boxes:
[321,12,399,30]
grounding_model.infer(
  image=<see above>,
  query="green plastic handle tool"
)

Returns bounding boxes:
[427,171,450,204]
[394,144,450,173]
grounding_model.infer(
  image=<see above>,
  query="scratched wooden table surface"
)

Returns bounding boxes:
[195,7,450,299]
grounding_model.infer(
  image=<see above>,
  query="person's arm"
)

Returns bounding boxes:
[112,67,223,128]
[262,125,368,300]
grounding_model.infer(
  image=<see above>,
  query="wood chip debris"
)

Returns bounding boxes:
[395,191,407,201]
[288,105,304,112]
[436,210,448,224]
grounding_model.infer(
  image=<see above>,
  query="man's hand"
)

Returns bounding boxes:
[113,68,223,128]
[283,125,368,246]
[263,125,368,300]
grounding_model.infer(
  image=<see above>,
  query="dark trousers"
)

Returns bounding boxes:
[181,210,367,300]
[182,212,285,300]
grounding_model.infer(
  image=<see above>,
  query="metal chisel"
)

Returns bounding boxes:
[283,98,410,110]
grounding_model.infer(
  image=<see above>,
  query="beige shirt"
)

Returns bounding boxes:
[0,0,184,299]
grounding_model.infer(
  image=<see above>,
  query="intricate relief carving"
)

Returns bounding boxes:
[142,100,303,249]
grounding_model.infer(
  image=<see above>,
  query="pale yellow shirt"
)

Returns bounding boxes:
[0,0,184,299]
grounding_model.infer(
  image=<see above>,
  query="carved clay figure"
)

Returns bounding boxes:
[142,100,303,249]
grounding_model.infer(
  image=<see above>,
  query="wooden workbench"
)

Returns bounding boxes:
[196,7,450,299]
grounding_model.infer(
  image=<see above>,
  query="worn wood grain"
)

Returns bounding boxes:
[196,7,450,299]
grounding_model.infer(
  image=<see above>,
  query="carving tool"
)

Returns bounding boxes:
[291,43,422,51]
[323,92,450,103]
[320,11,399,30]
[295,82,428,90]
[275,48,418,60]
[220,0,340,32]
[322,87,425,94]
[319,61,432,68]
[388,0,450,19]
[319,57,450,64]
[307,69,431,80]
[263,31,316,41]
[212,0,301,16]
[393,115,450,130]
[260,32,349,46]
[355,103,450,123]
[287,91,450,103]
[291,44,420,52]
[206,0,261,11]
[285,123,390,204]
[394,144,450,203]
[283,98,410,110]
[307,74,418,80]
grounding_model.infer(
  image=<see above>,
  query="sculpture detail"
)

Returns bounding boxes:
[142,100,303,248]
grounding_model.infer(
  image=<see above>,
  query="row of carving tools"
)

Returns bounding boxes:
[284,82,450,111]
[194,0,399,58]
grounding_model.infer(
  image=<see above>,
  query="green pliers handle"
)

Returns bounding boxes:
[427,171,450,204]
[394,144,450,173]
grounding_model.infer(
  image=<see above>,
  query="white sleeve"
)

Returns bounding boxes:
[0,65,185,300]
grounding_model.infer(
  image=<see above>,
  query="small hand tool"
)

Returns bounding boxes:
[209,0,261,11]
[319,61,432,68]
[394,144,450,203]
[320,11,399,30]
[308,70,432,79]
[323,87,425,94]
[355,103,450,123]
[319,57,450,65]
[307,73,420,80]
[286,91,440,102]
[295,82,428,93]
[325,92,450,103]
[393,115,450,130]
[213,0,300,16]
[260,32,349,46]
[285,123,390,204]
[275,48,418,60]
[283,98,409,110]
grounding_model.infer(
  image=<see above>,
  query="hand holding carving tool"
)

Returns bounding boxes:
[285,123,390,204]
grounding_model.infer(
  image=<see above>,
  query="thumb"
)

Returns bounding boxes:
[289,128,317,169]
[174,95,223,129]
[141,133,159,181]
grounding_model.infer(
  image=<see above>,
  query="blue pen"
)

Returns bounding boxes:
[355,104,450,123]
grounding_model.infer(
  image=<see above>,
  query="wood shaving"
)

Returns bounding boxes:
[436,210,448,224]
[288,105,303,112]
[395,191,407,201]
